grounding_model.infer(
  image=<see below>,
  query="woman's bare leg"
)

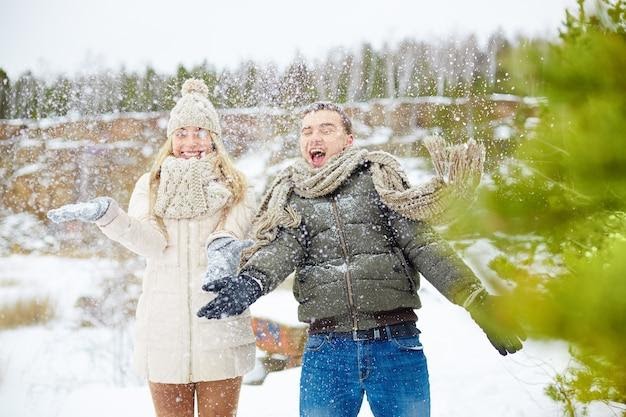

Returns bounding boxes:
[196,377,243,417]
[149,382,195,417]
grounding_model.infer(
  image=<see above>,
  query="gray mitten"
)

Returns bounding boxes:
[202,237,254,288]
[47,197,113,224]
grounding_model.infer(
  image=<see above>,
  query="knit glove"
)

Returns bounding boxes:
[47,197,113,224]
[203,237,254,287]
[468,292,526,356]
[197,274,262,319]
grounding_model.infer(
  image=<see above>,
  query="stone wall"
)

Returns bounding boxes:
[0,96,536,222]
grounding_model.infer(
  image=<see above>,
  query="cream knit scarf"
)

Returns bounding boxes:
[154,155,232,219]
[245,137,484,258]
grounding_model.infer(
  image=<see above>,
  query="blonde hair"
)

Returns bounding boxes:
[148,131,247,232]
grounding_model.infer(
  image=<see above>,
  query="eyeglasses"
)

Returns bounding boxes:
[174,128,211,140]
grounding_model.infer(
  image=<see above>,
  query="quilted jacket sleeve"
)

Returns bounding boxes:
[96,173,168,258]
[389,210,485,308]
[240,225,307,295]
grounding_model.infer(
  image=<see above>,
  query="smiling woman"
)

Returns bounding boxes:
[45,78,256,417]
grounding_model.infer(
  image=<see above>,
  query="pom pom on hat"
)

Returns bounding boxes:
[167,78,222,139]
[181,78,210,97]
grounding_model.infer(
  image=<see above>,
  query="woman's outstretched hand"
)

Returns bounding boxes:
[47,197,114,223]
[203,237,253,286]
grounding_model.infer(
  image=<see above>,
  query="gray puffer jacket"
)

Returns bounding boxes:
[242,162,484,332]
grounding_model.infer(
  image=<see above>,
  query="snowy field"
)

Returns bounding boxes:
[0,254,616,417]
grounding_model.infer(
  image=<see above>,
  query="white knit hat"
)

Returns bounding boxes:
[167,79,222,139]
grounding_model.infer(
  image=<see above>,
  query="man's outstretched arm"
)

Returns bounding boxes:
[390,212,525,355]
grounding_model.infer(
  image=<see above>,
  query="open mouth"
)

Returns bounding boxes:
[180,151,206,160]
[309,149,326,167]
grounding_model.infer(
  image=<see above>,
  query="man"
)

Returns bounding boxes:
[198,102,525,417]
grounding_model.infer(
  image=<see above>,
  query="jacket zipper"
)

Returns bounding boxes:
[395,247,415,292]
[186,221,193,382]
[330,199,359,330]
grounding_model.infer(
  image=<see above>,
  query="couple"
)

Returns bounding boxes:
[48,79,525,417]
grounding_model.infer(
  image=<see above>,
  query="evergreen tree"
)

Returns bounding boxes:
[335,54,352,103]
[12,72,43,119]
[215,70,244,108]
[371,46,391,99]
[0,69,9,119]
[118,70,140,113]
[359,43,377,100]
[255,64,281,106]
[160,65,193,110]
[241,61,260,108]
[279,59,317,108]
[98,71,122,114]
[140,67,161,112]
[453,2,626,414]
[41,77,71,117]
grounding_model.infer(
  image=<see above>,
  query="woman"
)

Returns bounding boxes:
[48,79,256,417]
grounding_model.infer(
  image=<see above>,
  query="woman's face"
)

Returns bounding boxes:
[171,126,214,159]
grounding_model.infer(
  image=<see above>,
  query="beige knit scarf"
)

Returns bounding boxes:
[154,155,232,219]
[245,136,484,258]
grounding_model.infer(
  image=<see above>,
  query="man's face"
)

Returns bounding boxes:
[299,110,354,168]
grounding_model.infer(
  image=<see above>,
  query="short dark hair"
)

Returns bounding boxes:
[301,102,353,135]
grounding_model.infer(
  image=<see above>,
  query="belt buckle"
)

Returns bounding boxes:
[352,330,369,341]
[352,328,382,341]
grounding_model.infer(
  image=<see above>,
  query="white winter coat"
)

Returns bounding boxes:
[96,173,256,383]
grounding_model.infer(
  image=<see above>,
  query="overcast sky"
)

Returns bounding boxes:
[1,0,578,78]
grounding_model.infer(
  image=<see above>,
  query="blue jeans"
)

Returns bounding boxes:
[300,328,430,417]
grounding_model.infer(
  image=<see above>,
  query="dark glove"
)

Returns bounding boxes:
[47,197,113,223]
[197,274,262,319]
[468,292,526,356]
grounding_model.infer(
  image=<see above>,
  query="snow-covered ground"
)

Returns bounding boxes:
[0,255,616,417]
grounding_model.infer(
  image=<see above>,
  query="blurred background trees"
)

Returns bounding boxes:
[0,33,511,119]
